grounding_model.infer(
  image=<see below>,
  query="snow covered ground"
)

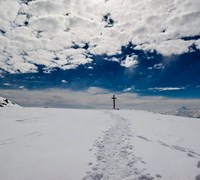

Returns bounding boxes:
[166,106,200,119]
[0,96,20,108]
[0,107,200,180]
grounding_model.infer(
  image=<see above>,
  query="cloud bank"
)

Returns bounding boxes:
[0,0,200,74]
[1,87,200,112]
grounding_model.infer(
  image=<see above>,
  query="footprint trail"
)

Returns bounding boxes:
[83,111,154,180]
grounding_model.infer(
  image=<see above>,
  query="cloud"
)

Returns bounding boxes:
[1,87,200,112]
[154,40,194,56]
[0,0,200,73]
[121,55,138,68]
[153,63,164,70]
[148,87,186,91]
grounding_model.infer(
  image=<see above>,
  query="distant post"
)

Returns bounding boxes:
[111,95,117,109]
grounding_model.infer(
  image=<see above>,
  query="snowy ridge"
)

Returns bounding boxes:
[0,96,20,107]
[167,106,200,119]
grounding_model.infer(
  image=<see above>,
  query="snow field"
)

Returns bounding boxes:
[114,110,200,180]
[0,108,112,180]
[0,108,200,180]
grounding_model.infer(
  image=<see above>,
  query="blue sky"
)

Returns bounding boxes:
[0,0,200,109]
[1,43,200,97]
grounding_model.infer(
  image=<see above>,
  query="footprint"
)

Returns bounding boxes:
[172,145,186,152]
[156,174,162,178]
[92,167,98,171]
[138,173,154,180]
[16,119,24,122]
[137,136,151,142]
[197,160,200,168]
[196,174,200,180]
[88,162,93,166]
[158,141,170,147]
[84,112,155,180]
[187,152,196,158]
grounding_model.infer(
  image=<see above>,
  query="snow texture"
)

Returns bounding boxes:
[0,96,20,108]
[0,107,200,180]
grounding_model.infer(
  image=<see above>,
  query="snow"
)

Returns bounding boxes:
[0,107,200,180]
[166,106,200,119]
[0,96,20,108]
[115,110,200,180]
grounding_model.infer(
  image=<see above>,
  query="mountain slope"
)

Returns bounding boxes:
[167,106,200,119]
[0,108,200,180]
[0,96,20,107]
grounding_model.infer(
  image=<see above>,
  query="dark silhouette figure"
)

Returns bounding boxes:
[112,95,117,109]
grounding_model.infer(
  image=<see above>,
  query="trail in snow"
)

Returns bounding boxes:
[136,135,200,159]
[83,111,155,180]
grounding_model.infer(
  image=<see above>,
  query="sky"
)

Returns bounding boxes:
[0,0,200,110]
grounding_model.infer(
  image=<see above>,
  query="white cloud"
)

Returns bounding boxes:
[0,0,200,73]
[123,87,134,92]
[121,55,138,68]
[153,63,164,70]
[148,87,186,91]
[1,87,200,112]
[61,80,68,83]
[0,1,20,30]
[155,39,194,56]
[28,0,68,16]
[195,40,200,50]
